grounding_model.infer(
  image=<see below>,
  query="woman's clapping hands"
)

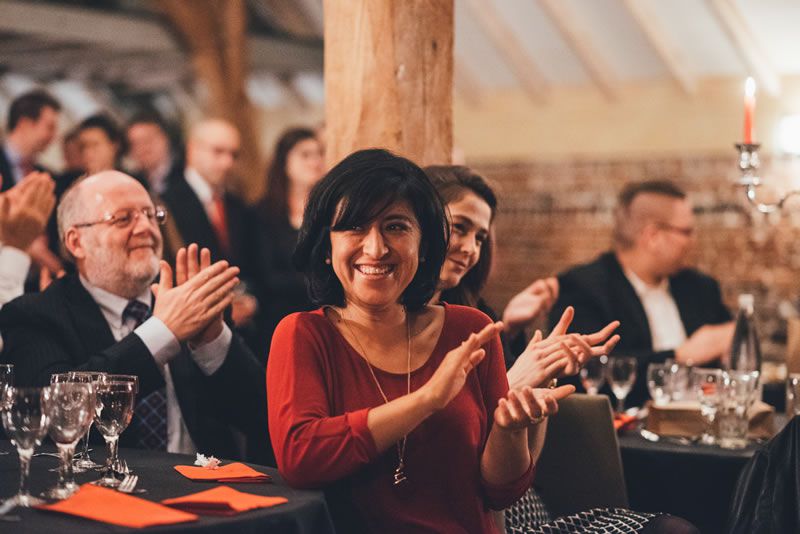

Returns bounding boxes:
[494,384,575,431]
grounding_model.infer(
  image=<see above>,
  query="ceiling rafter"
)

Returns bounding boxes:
[276,73,311,110]
[707,0,780,96]
[462,0,547,103]
[621,0,696,95]
[538,0,617,100]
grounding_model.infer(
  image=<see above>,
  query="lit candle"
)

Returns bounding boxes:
[744,77,756,144]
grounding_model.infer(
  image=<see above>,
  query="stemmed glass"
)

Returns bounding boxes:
[607,356,638,413]
[692,368,723,445]
[580,355,608,395]
[51,371,107,471]
[0,364,14,455]
[43,382,95,499]
[93,377,137,488]
[647,363,672,406]
[0,386,51,507]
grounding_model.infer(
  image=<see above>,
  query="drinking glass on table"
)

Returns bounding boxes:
[43,382,95,499]
[0,364,14,455]
[647,363,672,406]
[717,370,759,450]
[786,374,800,417]
[93,377,137,488]
[580,355,608,395]
[1,386,51,507]
[607,356,638,413]
[51,371,107,471]
[691,368,723,445]
[667,362,691,402]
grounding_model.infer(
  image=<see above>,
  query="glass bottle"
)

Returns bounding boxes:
[728,294,762,373]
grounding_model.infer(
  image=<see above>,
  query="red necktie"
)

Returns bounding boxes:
[209,194,230,255]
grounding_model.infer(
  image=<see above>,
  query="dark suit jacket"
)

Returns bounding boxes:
[549,251,731,406]
[0,274,273,464]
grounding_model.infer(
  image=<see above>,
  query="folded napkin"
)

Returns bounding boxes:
[174,462,271,483]
[613,413,637,431]
[162,485,287,516]
[35,484,197,528]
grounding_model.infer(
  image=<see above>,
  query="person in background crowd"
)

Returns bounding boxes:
[126,112,184,195]
[256,127,324,356]
[161,119,264,353]
[268,149,573,532]
[550,180,734,407]
[61,128,83,177]
[77,113,125,176]
[0,89,63,281]
[0,171,272,464]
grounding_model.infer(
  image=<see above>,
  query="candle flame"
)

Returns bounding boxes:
[745,77,756,97]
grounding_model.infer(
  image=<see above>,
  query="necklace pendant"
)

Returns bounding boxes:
[393,462,408,486]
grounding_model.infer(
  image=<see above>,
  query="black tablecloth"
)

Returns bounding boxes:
[0,446,335,533]
[619,432,757,534]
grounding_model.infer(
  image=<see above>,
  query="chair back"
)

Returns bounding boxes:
[534,393,628,517]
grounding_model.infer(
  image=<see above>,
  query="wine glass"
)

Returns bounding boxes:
[51,371,107,471]
[0,364,14,455]
[580,355,608,395]
[647,363,672,406]
[93,379,136,488]
[42,382,95,499]
[0,386,51,508]
[607,356,638,413]
[692,368,723,445]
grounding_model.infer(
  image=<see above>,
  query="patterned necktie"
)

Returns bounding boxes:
[123,300,168,451]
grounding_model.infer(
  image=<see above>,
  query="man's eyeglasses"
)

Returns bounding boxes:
[73,206,168,229]
[656,222,694,237]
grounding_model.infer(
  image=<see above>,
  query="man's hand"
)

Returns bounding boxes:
[151,244,239,343]
[0,171,55,251]
[502,277,559,337]
[675,322,735,366]
[231,293,258,327]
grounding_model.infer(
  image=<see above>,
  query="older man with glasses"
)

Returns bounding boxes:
[0,170,272,464]
[549,180,734,407]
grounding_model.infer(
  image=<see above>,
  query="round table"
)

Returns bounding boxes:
[0,446,335,533]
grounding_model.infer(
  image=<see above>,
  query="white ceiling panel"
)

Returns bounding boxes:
[490,0,588,85]
[739,0,800,74]
[455,0,518,89]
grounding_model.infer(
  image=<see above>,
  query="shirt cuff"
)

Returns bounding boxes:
[135,316,181,365]
[0,246,31,304]
[189,323,232,376]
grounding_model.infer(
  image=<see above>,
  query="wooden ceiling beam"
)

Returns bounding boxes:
[621,0,696,95]
[462,0,546,103]
[708,0,780,96]
[538,0,617,100]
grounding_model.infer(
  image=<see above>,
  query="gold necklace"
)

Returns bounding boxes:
[340,307,411,487]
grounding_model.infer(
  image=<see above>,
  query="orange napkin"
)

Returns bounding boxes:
[162,485,287,516]
[35,484,198,528]
[174,462,271,483]
[614,413,637,431]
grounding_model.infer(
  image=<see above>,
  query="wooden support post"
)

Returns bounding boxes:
[323,0,454,168]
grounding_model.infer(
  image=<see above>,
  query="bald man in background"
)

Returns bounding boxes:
[160,119,265,355]
[549,180,733,407]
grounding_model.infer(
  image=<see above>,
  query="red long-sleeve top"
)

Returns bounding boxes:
[267,303,535,533]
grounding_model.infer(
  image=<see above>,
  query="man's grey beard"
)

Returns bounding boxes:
[84,256,160,300]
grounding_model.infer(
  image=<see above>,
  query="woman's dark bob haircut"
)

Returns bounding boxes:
[294,148,449,311]
[424,165,498,308]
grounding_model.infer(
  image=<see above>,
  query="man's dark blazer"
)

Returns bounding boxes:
[0,144,47,191]
[549,251,731,407]
[0,274,273,464]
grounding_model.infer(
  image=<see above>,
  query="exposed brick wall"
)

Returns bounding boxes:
[473,153,800,360]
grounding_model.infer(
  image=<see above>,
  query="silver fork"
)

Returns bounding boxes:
[117,474,139,494]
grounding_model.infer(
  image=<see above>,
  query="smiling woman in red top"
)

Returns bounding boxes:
[266,149,574,533]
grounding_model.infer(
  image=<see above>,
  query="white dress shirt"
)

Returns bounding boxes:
[79,275,231,454]
[184,167,218,220]
[0,245,31,351]
[3,143,26,186]
[624,269,687,352]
